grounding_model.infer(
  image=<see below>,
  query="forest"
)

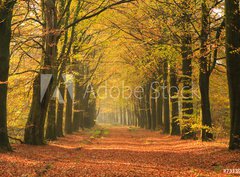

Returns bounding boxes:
[0,0,240,176]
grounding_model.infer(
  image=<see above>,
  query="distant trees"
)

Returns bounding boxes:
[98,0,227,142]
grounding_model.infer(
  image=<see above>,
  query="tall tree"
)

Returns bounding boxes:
[170,63,180,135]
[163,60,170,134]
[151,80,157,130]
[180,1,195,139]
[199,0,213,141]
[24,0,59,145]
[0,0,15,152]
[225,0,240,150]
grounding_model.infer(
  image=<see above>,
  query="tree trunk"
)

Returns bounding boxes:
[120,106,123,125]
[145,84,152,129]
[24,0,58,145]
[181,35,195,139]
[170,65,180,135]
[200,0,213,141]
[139,98,146,128]
[73,85,81,132]
[24,74,52,145]
[46,72,58,140]
[56,80,65,137]
[65,84,73,134]
[156,88,163,129]
[180,1,196,140]
[0,1,15,151]
[225,0,240,150]
[151,81,157,130]
[73,65,84,132]
[46,99,57,140]
[163,60,170,134]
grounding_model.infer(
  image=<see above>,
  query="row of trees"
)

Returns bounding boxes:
[0,0,240,152]
[97,0,240,150]
[0,0,133,152]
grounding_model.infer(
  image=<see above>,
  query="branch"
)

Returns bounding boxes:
[209,19,225,74]
[8,136,24,144]
[65,0,135,29]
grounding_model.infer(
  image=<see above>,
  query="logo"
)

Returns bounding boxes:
[40,74,74,103]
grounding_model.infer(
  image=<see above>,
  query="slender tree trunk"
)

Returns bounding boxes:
[65,83,73,134]
[199,0,213,141]
[127,107,131,126]
[225,0,240,150]
[73,85,81,132]
[56,79,65,137]
[120,106,123,125]
[73,65,84,132]
[170,65,180,135]
[145,84,152,129]
[163,60,170,134]
[156,90,163,130]
[0,1,15,151]
[139,98,145,128]
[151,81,157,130]
[123,107,126,125]
[134,102,139,127]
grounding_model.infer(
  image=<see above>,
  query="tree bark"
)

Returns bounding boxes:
[181,35,196,139]
[46,71,58,140]
[0,1,15,151]
[56,79,65,137]
[73,64,84,132]
[200,0,213,141]
[65,83,73,134]
[156,86,163,130]
[163,60,170,134]
[24,74,52,145]
[24,0,59,145]
[170,65,180,135]
[145,84,152,129]
[151,81,157,130]
[225,0,240,150]
[180,1,196,140]
[46,98,57,140]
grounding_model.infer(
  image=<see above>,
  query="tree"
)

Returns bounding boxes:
[24,0,58,145]
[225,0,240,150]
[180,1,196,140]
[199,0,213,141]
[170,63,180,135]
[0,0,16,152]
[163,59,170,134]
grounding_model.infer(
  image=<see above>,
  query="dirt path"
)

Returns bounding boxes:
[0,127,240,177]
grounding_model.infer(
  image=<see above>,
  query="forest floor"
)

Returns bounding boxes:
[0,126,240,177]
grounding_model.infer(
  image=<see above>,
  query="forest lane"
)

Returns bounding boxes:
[0,127,239,177]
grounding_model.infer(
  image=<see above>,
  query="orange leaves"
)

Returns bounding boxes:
[0,127,239,176]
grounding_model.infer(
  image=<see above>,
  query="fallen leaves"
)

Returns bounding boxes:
[0,127,239,177]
